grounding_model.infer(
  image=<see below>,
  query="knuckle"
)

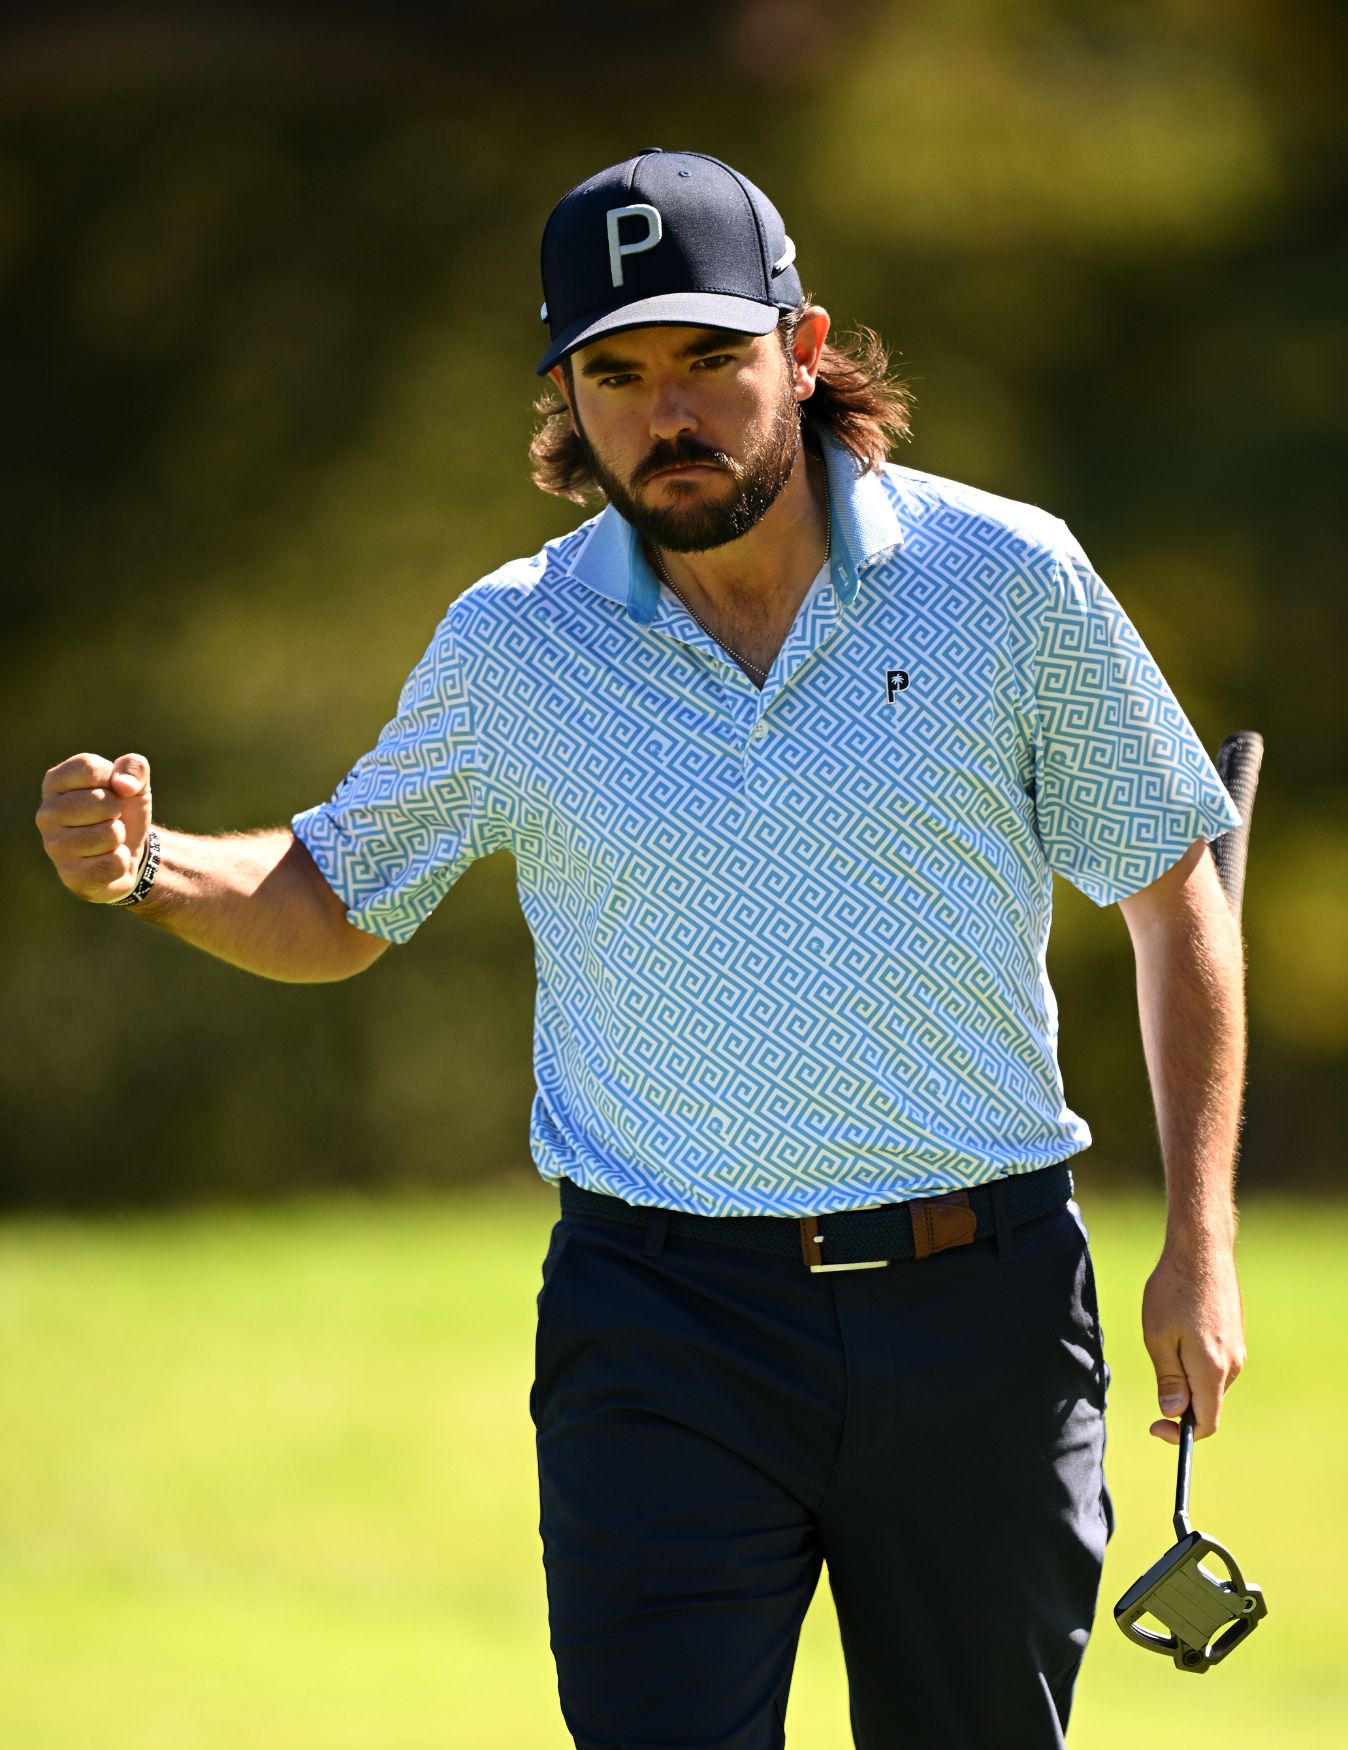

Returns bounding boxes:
[43,754,103,798]
[104,818,127,849]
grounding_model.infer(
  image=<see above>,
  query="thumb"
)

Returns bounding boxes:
[110,753,151,798]
[1156,1371,1189,1419]
[1146,1327,1190,1421]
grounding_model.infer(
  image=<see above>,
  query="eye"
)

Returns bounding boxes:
[692,354,735,372]
[597,372,639,390]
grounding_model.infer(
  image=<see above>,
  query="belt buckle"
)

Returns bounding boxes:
[799,1215,889,1273]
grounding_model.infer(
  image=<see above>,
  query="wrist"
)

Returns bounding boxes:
[1162,1208,1237,1262]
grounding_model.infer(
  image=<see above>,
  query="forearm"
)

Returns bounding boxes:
[1130,873,1246,1250]
[1121,845,1248,1438]
[135,827,387,983]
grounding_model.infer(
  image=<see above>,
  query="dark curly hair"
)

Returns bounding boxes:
[528,302,915,504]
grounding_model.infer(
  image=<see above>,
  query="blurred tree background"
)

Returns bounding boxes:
[3,0,1344,1208]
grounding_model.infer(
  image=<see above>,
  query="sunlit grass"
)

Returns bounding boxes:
[0,1188,1339,1748]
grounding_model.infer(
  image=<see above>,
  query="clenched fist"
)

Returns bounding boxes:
[37,752,154,904]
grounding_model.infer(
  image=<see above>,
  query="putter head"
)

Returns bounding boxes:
[1114,1528,1267,1672]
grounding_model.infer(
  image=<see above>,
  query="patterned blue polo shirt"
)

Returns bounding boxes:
[293,436,1240,1216]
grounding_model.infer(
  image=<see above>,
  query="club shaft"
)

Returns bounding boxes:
[1173,1408,1195,1537]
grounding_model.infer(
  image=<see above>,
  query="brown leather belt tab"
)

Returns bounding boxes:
[909,1190,977,1260]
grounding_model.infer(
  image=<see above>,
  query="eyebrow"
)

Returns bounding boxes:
[577,329,752,379]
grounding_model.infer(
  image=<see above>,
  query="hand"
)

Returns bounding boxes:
[37,752,154,904]
[1141,1240,1244,1444]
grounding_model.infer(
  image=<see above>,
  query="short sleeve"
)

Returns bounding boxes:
[1029,524,1241,907]
[292,609,507,943]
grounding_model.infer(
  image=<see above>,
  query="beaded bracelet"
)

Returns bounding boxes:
[112,829,162,908]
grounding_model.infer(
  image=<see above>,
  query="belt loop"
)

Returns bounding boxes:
[991,1178,1014,1260]
[643,1207,671,1258]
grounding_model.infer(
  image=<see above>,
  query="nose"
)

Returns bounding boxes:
[648,378,697,442]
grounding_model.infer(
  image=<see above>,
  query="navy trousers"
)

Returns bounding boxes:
[531,1195,1112,1749]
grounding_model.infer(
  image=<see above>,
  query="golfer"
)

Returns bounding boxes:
[37,149,1247,1748]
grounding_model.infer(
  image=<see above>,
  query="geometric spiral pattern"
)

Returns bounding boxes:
[293,437,1240,1216]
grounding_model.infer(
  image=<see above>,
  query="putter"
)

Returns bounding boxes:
[1114,732,1269,1672]
[1113,1407,1267,1670]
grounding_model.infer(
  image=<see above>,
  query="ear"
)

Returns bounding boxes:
[548,363,577,427]
[788,306,831,403]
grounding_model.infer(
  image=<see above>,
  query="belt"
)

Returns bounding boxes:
[558,1163,1074,1273]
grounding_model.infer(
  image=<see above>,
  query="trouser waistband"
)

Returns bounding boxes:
[558,1162,1074,1272]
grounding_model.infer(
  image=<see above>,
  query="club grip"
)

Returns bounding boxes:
[1210,732,1264,923]
[1174,1407,1195,1537]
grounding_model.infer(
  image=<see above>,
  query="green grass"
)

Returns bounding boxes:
[0,1186,1340,1748]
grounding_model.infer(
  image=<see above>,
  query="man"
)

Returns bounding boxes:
[37,149,1246,1747]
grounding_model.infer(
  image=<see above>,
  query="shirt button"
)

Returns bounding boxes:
[750,722,766,742]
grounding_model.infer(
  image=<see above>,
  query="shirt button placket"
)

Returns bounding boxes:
[743,717,768,794]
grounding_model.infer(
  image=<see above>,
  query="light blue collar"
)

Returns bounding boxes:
[565,433,904,624]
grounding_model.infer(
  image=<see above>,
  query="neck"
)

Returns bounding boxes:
[651,445,829,621]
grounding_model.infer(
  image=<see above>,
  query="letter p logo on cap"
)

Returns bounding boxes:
[606,204,662,287]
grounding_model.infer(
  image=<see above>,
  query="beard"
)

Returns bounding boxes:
[572,382,802,554]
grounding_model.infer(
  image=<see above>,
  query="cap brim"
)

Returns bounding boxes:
[536,292,783,375]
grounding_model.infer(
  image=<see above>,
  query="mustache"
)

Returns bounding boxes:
[632,439,737,488]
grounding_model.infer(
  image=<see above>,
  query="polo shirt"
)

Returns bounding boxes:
[293,435,1240,1217]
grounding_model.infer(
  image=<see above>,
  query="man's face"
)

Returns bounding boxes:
[554,325,802,553]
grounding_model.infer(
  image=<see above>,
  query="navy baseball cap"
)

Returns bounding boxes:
[536,147,803,375]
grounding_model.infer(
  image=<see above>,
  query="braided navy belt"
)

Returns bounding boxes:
[558,1163,1074,1272]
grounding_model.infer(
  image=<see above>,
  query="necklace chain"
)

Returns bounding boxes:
[651,493,831,685]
